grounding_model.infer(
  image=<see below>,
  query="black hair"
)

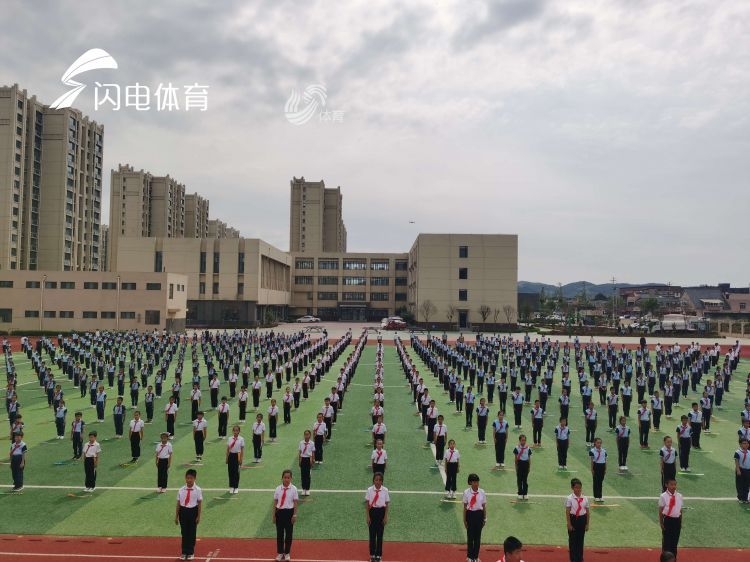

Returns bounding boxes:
[503,536,523,554]
[570,478,582,488]
[185,469,197,478]
[467,473,479,484]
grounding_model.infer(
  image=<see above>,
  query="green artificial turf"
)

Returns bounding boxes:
[1,342,748,548]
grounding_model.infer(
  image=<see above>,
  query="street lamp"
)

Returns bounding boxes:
[40,274,46,331]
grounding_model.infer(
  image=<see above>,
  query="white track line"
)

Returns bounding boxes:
[5,484,740,501]
[0,553,397,562]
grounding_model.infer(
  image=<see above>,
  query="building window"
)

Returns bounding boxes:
[213,252,220,274]
[101,311,116,319]
[121,282,136,290]
[343,259,366,271]
[370,277,390,286]
[318,259,339,270]
[318,276,338,285]
[82,311,97,319]
[237,283,244,295]
[120,311,136,319]
[145,310,160,325]
[212,282,219,295]
[459,246,468,258]
[83,282,99,289]
[59,311,74,319]
[741,302,747,310]
[146,282,162,290]
[317,292,337,300]
[459,289,468,301]
[0,309,11,323]
[395,293,407,301]
[395,260,408,271]
[25,281,41,289]
[102,282,117,290]
[295,276,313,285]
[342,292,366,301]
[295,259,314,269]
[0,281,13,288]
[169,284,174,299]
[238,252,245,274]
[60,281,75,289]
[371,292,389,301]
[395,277,407,286]
[154,251,163,272]
[343,276,367,286]
[43,311,56,318]
[199,251,206,273]
[44,281,57,289]
[370,260,389,271]
[25,310,40,318]
[459,268,468,280]
[199,282,206,295]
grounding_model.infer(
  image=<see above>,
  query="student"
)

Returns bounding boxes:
[365,472,390,562]
[190,383,201,421]
[321,398,334,441]
[128,410,145,463]
[272,469,299,562]
[477,398,489,444]
[676,415,692,472]
[55,399,68,439]
[614,416,630,471]
[175,468,202,561]
[145,385,155,423]
[559,389,570,421]
[425,399,438,442]
[637,400,651,448]
[531,400,544,447]
[165,396,178,439]
[513,434,532,500]
[652,391,663,432]
[444,439,460,499]
[9,432,27,492]
[112,397,127,438]
[688,403,702,450]
[252,413,265,463]
[589,437,607,502]
[282,387,293,424]
[226,425,245,494]
[371,438,387,474]
[607,387,619,429]
[555,417,570,470]
[511,387,524,429]
[499,536,524,562]
[371,399,384,426]
[565,478,590,562]
[155,431,173,493]
[735,438,750,503]
[192,411,207,462]
[209,375,220,409]
[82,431,101,492]
[70,411,85,459]
[268,399,279,442]
[660,436,677,492]
[312,413,326,464]
[292,378,302,409]
[659,478,683,560]
[584,404,598,447]
[463,473,487,562]
[217,397,230,439]
[252,375,262,409]
[493,411,509,467]
[372,415,387,449]
[298,430,315,496]
[95,385,107,422]
[433,415,448,464]
[465,386,475,428]
[740,419,750,445]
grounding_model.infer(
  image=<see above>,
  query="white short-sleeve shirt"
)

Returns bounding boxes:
[274,484,299,509]
[365,485,390,508]
[463,488,486,511]
[371,449,388,465]
[177,484,203,508]
[565,493,589,516]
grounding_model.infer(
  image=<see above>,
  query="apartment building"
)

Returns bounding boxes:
[207,219,240,239]
[289,176,347,253]
[185,193,209,238]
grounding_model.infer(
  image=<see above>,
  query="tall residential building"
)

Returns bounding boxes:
[0,84,103,271]
[289,176,347,253]
[185,193,209,238]
[100,224,109,271]
[149,175,185,238]
[208,219,239,239]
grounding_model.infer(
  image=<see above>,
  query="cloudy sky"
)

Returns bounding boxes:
[3,0,748,286]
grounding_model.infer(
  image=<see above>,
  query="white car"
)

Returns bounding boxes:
[296,315,321,323]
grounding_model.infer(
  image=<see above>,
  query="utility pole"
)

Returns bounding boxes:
[611,276,617,326]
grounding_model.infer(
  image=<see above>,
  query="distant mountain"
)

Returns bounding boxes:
[518,281,666,299]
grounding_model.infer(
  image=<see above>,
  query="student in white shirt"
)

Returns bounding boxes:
[734,437,750,503]
[659,478,683,559]
[298,430,315,496]
[463,473,487,562]
[226,425,245,494]
[82,431,101,492]
[9,432,27,492]
[252,413,266,463]
[444,439,460,499]
[192,412,208,462]
[565,478,590,562]
[371,438,387,475]
[589,438,607,502]
[128,410,145,463]
[175,469,202,561]
[155,431,173,493]
[497,536,524,562]
[272,469,299,562]
[365,472,390,562]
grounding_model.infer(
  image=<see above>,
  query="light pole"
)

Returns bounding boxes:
[40,274,46,331]
[116,274,121,331]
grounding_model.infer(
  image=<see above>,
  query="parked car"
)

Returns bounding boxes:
[381,316,407,330]
[296,315,321,323]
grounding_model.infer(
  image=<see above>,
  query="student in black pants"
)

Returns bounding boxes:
[298,430,314,496]
[513,435,532,499]
[565,478,590,562]
[462,473,487,562]
[82,431,101,492]
[175,469,202,561]
[365,472,390,562]
[217,398,229,438]
[555,418,570,469]
[225,425,244,494]
[444,439,460,499]
[659,479,683,560]
[273,469,299,562]
[476,399,489,444]
[589,438,607,502]
[614,416,630,470]
[493,412,509,467]
[155,431,172,493]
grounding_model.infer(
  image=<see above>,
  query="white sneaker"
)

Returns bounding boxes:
[517,494,522,500]
[500,463,505,468]
[284,555,290,562]
[275,555,284,562]
[495,463,500,467]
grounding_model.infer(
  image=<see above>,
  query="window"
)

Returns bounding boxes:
[121,282,136,290]
[238,252,245,274]
[145,310,160,325]
[83,282,99,289]
[60,281,75,289]
[0,309,11,323]
[25,281,40,288]
[120,311,136,319]
[317,292,337,300]
[43,311,56,318]
[295,276,313,285]
[237,283,244,295]
[102,282,117,290]
[343,259,366,270]
[342,292,366,301]
[459,246,468,258]
[199,251,206,273]
[370,260,389,271]
[59,311,74,319]
[169,284,174,299]
[44,281,57,289]
[101,311,116,319]
[371,277,389,286]
[295,259,314,270]
[371,292,389,301]
[212,282,219,295]
[318,276,338,285]
[0,280,13,288]
[741,302,747,311]
[395,277,407,286]
[213,252,220,274]
[154,251,163,273]
[318,259,339,270]
[146,282,162,290]
[343,276,366,286]
[459,268,468,280]
[395,260,408,271]
[199,282,206,295]
[82,311,97,319]
[25,310,40,318]
[395,293,407,301]
[459,289,468,301]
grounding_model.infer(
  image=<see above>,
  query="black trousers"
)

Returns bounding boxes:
[617,438,629,466]
[532,418,543,444]
[72,433,83,458]
[239,401,247,421]
[736,467,750,502]
[300,457,311,490]
[585,420,596,443]
[194,433,204,457]
[690,423,702,448]
[368,507,386,556]
[466,510,484,560]
[275,508,294,555]
[478,418,487,441]
[513,404,522,426]
[592,463,605,498]
[179,506,198,555]
[435,436,445,461]
[568,514,587,562]
[253,434,263,459]
[678,438,691,469]
[314,435,324,462]
[227,452,240,488]
[516,460,529,495]
[283,403,291,423]
[662,516,681,559]
[157,458,169,489]
[10,455,23,488]
[218,413,228,437]
[608,405,617,428]
[130,434,141,459]
[146,402,154,421]
[662,463,676,492]
[269,416,277,439]
[494,433,507,464]
[166,414,175,437]
[211,388,219,408]
[557,439,569,466]
[445,462,458,492]
[84,457,97,489]
[639,422,650,447]
[191,401,199,420]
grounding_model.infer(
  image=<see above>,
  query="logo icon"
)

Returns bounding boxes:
[284,84,327,125]
[50,48,118,109]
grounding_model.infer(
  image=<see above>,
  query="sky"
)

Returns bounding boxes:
[2,0,748,286]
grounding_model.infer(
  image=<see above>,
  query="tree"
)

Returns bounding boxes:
[502,304,516,325]
[492,307,501,325]
[396,305,414,325]
[478,305,491,324]
[520,303,531,322]
[641,297,660,318]
[445,305,457,327]
[539,286,547,305]
[419,300,437,325]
